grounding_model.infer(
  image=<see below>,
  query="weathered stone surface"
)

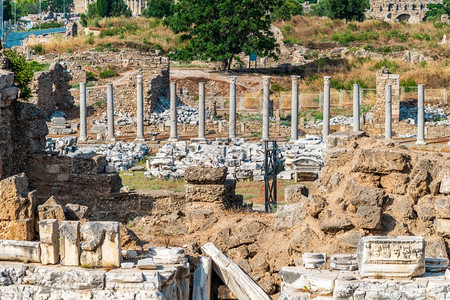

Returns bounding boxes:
[0,239,40,262]
[193,256,212,300]
[64,203,88,220]
[347,184,385,209]
[434,198,450,219]
[415,196,435,221]
[285,184,309,204]
[0,219,34,241]
[289,227,320,254]
[302,253,326,269]
[59,221,80,266]
[80,221,121,267]
[407,170,431,200]
[330,254,358,271]
[185,181,235,204]
[137,258,157,270]
[351,150,410,174]
[184,166,227,184]
[148,247,186,265]
[279,267,337,295]
[357,236,425,278]
[0,173,28,200]
[320,216,354,233]
[71,155,107,175]
[39,219,59,265]
[440,167,450,194]
[37,196,65,225]
[434,219,450,238]
[274,203,308,231]
[380,173,409,195]
[356,206,382,230]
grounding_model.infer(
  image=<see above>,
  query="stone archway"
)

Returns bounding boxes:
[396,14,411,22]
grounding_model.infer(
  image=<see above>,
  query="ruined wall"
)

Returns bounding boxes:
[29,63,75,118]
[39,51,170,118]
[0,70,48,180]
[367,0,442,23]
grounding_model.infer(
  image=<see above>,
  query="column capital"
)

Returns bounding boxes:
[137,74,143,81]
[323,76,331,84]
[291,75,301,81]
[199,82,205,87]
[229,76,237,84]
[262,76,271,85]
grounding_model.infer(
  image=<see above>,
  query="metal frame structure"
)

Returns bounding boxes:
[264,140,277,213]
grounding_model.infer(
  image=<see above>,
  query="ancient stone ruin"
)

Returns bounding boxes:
[367,0,442,23]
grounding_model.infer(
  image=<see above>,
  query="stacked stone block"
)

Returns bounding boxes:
[185,166,241,210]
[371,67,400,128]
[0,173,37,241]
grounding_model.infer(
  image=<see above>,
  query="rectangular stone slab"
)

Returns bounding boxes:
[357,236,425,278]
[201,243,270,300]
[0,239,40,262]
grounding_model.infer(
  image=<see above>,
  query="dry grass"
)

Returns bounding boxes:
[39,17,180,54]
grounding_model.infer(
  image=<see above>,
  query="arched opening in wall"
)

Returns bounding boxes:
[388,4,393,11]
[387,13,392,19]
[379,6,383,11]
[404,5,408,10]
[420,4,424,10]
[396,4,399,11]
[412,4,416,10]
[396,14,411,22]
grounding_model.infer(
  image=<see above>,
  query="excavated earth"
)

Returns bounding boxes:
[128,133,450,297]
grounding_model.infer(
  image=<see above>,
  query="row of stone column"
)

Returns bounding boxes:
[126,0,146,15]
[79,75,145,142]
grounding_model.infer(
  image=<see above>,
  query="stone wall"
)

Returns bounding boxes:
[366,0,442,23]
[0,70,48,180]
[372,67,400,124]
[38,51,170,118]
[29,63,75,118]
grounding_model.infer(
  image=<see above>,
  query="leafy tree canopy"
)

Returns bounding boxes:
[167,0,281,70]
[310,0,368,22]
[143,0,174,18]
[272,0,304,21]
[41,0,74,13]
[426,0,450,20]
[86,0,131,18]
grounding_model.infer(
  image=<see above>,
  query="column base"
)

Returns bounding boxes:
[135,137,146,142]
[79,136,88,142]
[168,137,179,142]
[107,137,117,141]
[416,140,427,145]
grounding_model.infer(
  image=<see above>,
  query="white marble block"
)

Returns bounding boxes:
[193,256,212,300]
[0,240,40,263]
[425,257,448,273]
[330,254,358,271]
[80,221,121,267]
[302,253,326,269]
[357,236,425,278]
[39,219,59,265]
[148,247,186,265]
[59,221,80,266]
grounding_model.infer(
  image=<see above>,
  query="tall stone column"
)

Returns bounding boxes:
[385,84,392,139]
[262,76,271,141]
[79,82,88,142]
[139,0,142,14]
[229,76,237,139]
[323,76,331,140]
[198,82,206,140]
[106,83,116,141]
[353,84,360,131]
[416,84,426,145]
[136,75,146,141]
[169,82,178,142]
[290,75,300,141]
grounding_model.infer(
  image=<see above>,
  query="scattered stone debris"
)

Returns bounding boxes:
[147,136,324,181]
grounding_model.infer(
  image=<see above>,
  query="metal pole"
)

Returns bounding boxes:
[14,0,16,30]
[1,0,4,41]
[63,0,66,24]
[39,0,41,30]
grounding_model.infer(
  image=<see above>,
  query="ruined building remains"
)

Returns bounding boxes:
[366,0,442,23]
[74,0,146,15]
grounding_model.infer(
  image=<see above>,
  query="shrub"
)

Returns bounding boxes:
[5,50,34,100]
[400,78,417,92]
[363,44,374,51]
[373,59,400,72]
[28,61,50,72]
[86,71,98,81]
[31,44,45,55]
[271,83,288,92]
[99,66,117,78]
[99,27,124,38]
[331,32,357,45]
[347,23,357,31]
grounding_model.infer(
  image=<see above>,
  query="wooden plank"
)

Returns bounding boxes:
[201,243,271,300]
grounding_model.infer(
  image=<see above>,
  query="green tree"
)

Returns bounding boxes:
[426,0,450,20]
[96,0,111,17]
[5,49,34,100]
[272,0,303,21]
[3,0,13,22]
[41,0,74,13]
[143,0,174,18]
[167,0,280,71]
[319,0,368,22]
[111,0,131,17]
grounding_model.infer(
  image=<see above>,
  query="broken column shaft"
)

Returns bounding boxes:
[136,75,146,141]
[416,84,426,145]
[353,84,360,131]
[385,84,392,139]
[106,83,116,141]
[291,75,300,141]
[79,82,88,142]
[198,82,206,140]
[169,82,179,142]
[323,76,331,140]
[229,76,237,139]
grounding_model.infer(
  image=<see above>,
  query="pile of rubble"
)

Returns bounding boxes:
[305,116,354,128]
[46,140,149,171]
[400,104,449,125]
[146,136,324,181]
[148,97,210,126]
[77,142,149,171]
